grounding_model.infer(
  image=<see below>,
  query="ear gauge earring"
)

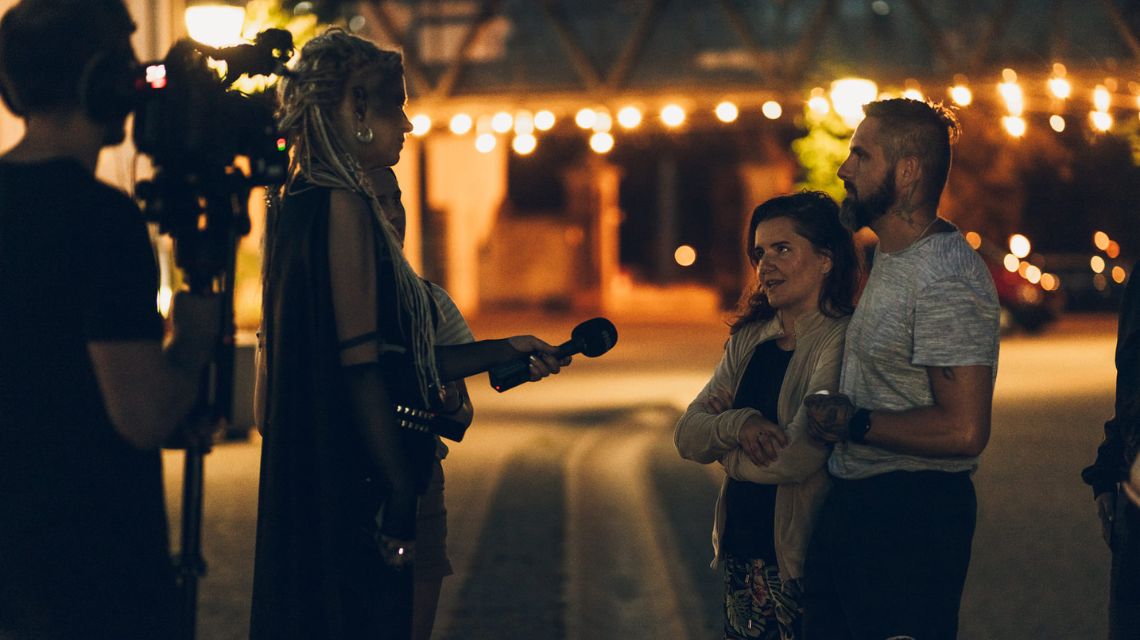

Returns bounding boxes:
[351,86,372,143]
[354,120,374,143]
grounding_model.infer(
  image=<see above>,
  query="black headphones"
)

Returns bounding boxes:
[78,46,139,124]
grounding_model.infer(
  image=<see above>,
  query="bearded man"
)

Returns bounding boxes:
[800,99,1000,640]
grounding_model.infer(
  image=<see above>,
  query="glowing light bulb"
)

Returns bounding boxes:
[1048,77,1072,100]
[491,111,513,133]
[1090,110,1113,132]
[830,78,877,127]
[674,245,697,267]
[514,110,534,135]
[475,133,496,153]
[589,132,614,153]
[950,85,972,106]
[449,113,473,135]
[1094,231,1110,251]
[534,110,556,131]
[617,106,643,129]
[1049,115,1065,132]
[761,101,783,119]
[512,134,536,155]
[715,101,739,123]
[1009,234,1031,259]
[1002,116,1026,137]
[1091,255,1106,273]
[592,109,613,133]
[660,104,686,128]
[575,108,596,129]
[998,82,1024,116]
[1094,85,1111,112]
[410,114,431,137]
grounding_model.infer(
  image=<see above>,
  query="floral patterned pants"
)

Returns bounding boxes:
[723,554,802,640]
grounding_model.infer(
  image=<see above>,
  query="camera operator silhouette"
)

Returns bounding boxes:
[0,0,220,637]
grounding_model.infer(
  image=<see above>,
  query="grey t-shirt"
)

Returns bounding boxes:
[829,227,1000,479]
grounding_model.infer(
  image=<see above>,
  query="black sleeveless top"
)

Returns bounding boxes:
[721,338,794,561]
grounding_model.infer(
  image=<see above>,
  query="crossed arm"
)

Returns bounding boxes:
[807,364,994,458]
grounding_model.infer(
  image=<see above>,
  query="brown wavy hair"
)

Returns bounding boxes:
[730,191,859,334]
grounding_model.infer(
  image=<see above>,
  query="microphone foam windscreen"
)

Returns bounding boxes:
[572,317,618,357]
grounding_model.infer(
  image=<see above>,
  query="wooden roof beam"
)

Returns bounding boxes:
[361,1,431,95]
[605,0,668,92]
[715,0,775,83]
[541,0,604,92]
[1097,0,1140,59]
[431,0,503,99]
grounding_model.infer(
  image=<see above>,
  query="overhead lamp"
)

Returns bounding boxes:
[185,1,247,48]
[830,78,877,127]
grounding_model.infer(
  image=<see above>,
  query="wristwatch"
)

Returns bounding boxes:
[849,408,872,443]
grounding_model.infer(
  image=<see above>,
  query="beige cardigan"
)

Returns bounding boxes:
[673,310,848,580]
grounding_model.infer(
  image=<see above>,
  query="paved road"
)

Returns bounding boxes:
[166,314,1118,639]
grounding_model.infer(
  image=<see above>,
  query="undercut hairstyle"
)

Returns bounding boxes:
[0,0,135,115]
[731,191,859,334]
[272,28,440,403]
[863,98,960,207]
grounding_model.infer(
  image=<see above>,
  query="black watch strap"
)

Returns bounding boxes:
[849,408,872,443]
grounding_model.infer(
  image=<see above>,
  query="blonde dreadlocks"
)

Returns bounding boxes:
[274,28,439,404]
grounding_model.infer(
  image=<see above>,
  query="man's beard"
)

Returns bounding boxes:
[840,168,896,231]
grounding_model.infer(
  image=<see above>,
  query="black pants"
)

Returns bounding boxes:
[802,470,976,640]
[1110,493,1140,640]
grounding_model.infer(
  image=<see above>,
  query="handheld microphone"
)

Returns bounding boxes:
[489,317,618,392]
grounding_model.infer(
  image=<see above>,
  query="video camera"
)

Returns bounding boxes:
[131,28,293,287]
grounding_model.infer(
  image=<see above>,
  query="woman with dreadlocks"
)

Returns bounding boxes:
[251,29,568,639]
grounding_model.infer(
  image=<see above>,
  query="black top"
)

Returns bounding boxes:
[1084,260,1140,496]
[0,159,175,637]
[722,338,794,561]
[252,182,432,639]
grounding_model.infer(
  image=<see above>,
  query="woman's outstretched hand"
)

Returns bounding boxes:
[506,335,572,381]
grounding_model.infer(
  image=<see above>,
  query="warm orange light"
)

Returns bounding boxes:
[1048,77,1072,100]
[512,134,536,155]
[950,85,973,106]
[1040,273,1060,291]
[1003,254,1020,273]
[449,113,473,135]
[514,110,534,135]
[1090,111,1113,132]
[575,108,596,129]
[1113,266,1128,284]
[1025,265,1042,284]
[617,106,642,129]
[592,109,613,133]
[1094,231,1110,251]
[534,110,556,131]
[1009,234,1031,258]
[715,101,739,123]
[1107,240,1121,259]
[490,112,513,133]
[674,244,697,267]
[1049,115,1066,132]
[589,132,614,153]
[1002,116,1026,137]
[1091,255,1106,273]
[965,231,982,250]
[1018,261,1031,278]
[1094,85,1111,112]
[475,133,496,153]
[410,114,431,137]
[660,104,686,128]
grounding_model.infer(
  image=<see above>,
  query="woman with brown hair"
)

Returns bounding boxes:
[675,191,858,639]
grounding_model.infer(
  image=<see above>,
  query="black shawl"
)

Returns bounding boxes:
[250,183,421,639]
